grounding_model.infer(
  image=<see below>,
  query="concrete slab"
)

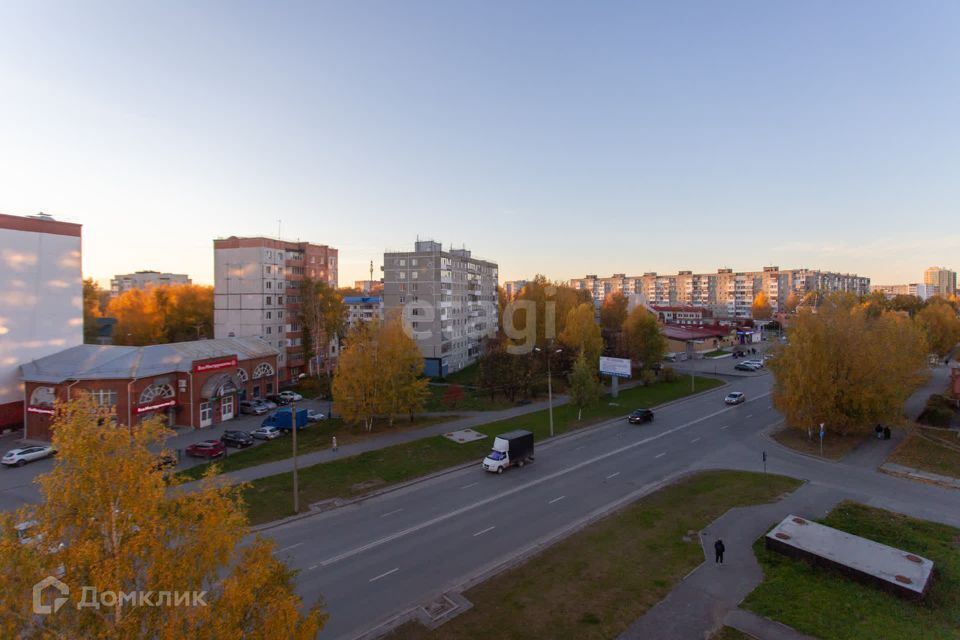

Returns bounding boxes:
[442,428,488,444]
[765,514,934,599]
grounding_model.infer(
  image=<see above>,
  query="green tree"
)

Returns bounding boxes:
[768,301,927,436]
[301,278,346,376]
[622,307,666,370]
[0,395,324,639]
[599,292,628,355]
[567,351,600,420]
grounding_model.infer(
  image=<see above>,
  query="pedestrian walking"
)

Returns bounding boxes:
[875,424,883,440]
[714,539,725,564]
[332,436,338,452]
[883,426,891,440]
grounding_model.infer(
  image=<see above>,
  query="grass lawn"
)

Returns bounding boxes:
[703,349,730,358]
[887,430,960,479]
[438,362,481,386]
[771,426,866,460]
[387,471,801,640]
[709,628,754,640]
[242,376,724,524]
[423,384,515,412]
[743,502,960,640]
[178,415,456,481]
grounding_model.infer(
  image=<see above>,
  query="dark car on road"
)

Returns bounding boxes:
[266,394,289,407]
[220,430,254,448]
[628,408,654,424]
[185,440,226,459]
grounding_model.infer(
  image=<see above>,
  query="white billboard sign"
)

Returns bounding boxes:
[599,356,631,379]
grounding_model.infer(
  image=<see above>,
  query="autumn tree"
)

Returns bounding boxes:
[783,291,800,314]
[506,275,592,351]
[567,351,600,420]
[915,299,960,356]
[768,301,927,436]
[301,279,345,376]
[599,292,628,355]
[332,315,428,430]
[83,279,104,343]
[0,395,324,639]
[622,307,666,370]
[558,303,603,370]
[889,294,924,317]
[157,284,214,342]
[751,291,773,320]
[477,337,537,402]
[107,288,165,345]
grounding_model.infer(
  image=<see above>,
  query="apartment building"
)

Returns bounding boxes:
[110,270,191,296]
[924,267,957,298]
[344,296,384,326]
[213,236,338,382]
[503,279,528,299]
[571,267,870,319]
[0,213,83,432]
[383,240,498,377]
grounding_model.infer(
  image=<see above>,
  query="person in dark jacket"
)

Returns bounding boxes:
[714,539,725,564]
[883,426,892,440]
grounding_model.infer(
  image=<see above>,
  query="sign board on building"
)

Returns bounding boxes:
[136,399,177,414]
[599,356,632,379]
[27,406,55,416]
[193,357,238,374]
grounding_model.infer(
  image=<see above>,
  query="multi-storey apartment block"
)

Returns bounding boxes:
[571,267,870,319]
[503,280,528,299]
[110,270,191,296]
[383,241,498,377]
[344,296,384,326]
[214,236,338,382]
[924,266,957,298]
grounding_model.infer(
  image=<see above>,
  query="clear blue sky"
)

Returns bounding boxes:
[1,1,957,287]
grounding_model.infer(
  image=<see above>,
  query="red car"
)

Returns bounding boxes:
[185,440,226,459]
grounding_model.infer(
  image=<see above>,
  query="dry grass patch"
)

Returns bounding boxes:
[771,426,866,460]
[888,430,960,479]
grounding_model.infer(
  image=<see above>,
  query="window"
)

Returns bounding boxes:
[266,382,274,394]
[278,311,283,319]
[266,311,272,319]
[266,281,272,289]
[266,326,272,334]
[412,272,418,279]
[265,296,272,305]
[278,296,283,305]
[30,386,57,407]
[236,368,248,383]
[139,383,174,404]
[253,362,275,379]
[399,272,406,280]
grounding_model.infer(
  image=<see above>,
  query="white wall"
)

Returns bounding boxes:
[0,228,82,405]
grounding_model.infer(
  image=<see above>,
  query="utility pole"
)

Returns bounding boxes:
[535,345,562,438]
[292,400,299,513]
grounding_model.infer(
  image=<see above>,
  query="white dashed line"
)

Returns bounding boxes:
[691,437,701,443]
[548,495,566,504]
[655,452,666,458]
[606,472,620,479]
[369,567,399,583]
[308,565,317,571]
[720,425,729,430]
[460,482,478,489]
[273,542,302,555]
[473,526,496,537]
[381,508,403,518]
[746,414,753,418]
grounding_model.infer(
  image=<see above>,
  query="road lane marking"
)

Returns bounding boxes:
[655,452,666,458]
[575,445,585,450]
[312,391,773,569]
[473,526,496,537]
[548,495,566,504]
[369,567,399,583]
[308,565,317,571]
[606,472,620,479]
[273,542,302,555]
[720,425,729,430]
[690,437,701,443]
[460,482,479,489]
[381,508,403,518]
[746,414,753,418]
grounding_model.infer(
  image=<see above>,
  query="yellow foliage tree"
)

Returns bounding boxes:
[107,285,214,346]
[915,299,960,356]
[558,303,603,369]
[107,289,165,346]
[768,301,927,435]
[622,307,666,370]
[0,395,324,639]
[378,313,429,426]
[751,291,773,320]
[783,291,800,314]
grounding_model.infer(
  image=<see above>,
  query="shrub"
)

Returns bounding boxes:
[640,369,656,386]
[442,384,465,409]
[662,366,677,382]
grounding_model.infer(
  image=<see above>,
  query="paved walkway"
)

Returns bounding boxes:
[618,482,843,640]
[724,609,817,640]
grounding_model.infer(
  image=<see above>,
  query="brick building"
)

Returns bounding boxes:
[19,337,277,441]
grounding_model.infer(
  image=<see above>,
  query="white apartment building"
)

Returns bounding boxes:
[213,236,338,382]
[110,270,191,296]
[924,267,957,298]
[0,212,83,431]
[383,241,499,377]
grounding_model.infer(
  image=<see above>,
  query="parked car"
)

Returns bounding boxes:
[279,390,303,402]
[724,392,746,405]
[663,353,678,362]
[306,409,326,423]
[734,363,756,372]
[741,359,763,369]
[251,425,282,440]
[628,408,654,424]
[257,398,278,410]
[240,400,269,415]
[220,430,254,448]
[185,440,226,459]
[265,394,289,407]
[2,445,55,467]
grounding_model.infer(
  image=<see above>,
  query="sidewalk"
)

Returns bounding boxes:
[618,482,843,640]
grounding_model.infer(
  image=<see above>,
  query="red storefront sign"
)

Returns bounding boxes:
[193,357,238,373]
[136,399,177,414]
[27,406,55,416]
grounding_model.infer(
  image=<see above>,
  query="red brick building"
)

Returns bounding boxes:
[19,337,278,441]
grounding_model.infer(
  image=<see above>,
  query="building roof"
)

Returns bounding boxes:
[651,305,704,313]
[343,296,382,305]
[661,325,731,341]
[20,337,277,384]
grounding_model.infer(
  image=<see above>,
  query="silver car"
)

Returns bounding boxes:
[2,446,55,467]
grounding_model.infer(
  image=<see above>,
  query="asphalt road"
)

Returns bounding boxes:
[264,370,960,640]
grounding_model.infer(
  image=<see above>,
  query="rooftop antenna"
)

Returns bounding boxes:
[369,260,373,283]
[277,219,282,241]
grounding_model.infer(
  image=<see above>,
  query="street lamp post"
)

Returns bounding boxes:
[291,399,299,514]
[535,345,563,438]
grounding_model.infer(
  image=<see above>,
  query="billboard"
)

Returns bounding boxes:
[599,356,631,378]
